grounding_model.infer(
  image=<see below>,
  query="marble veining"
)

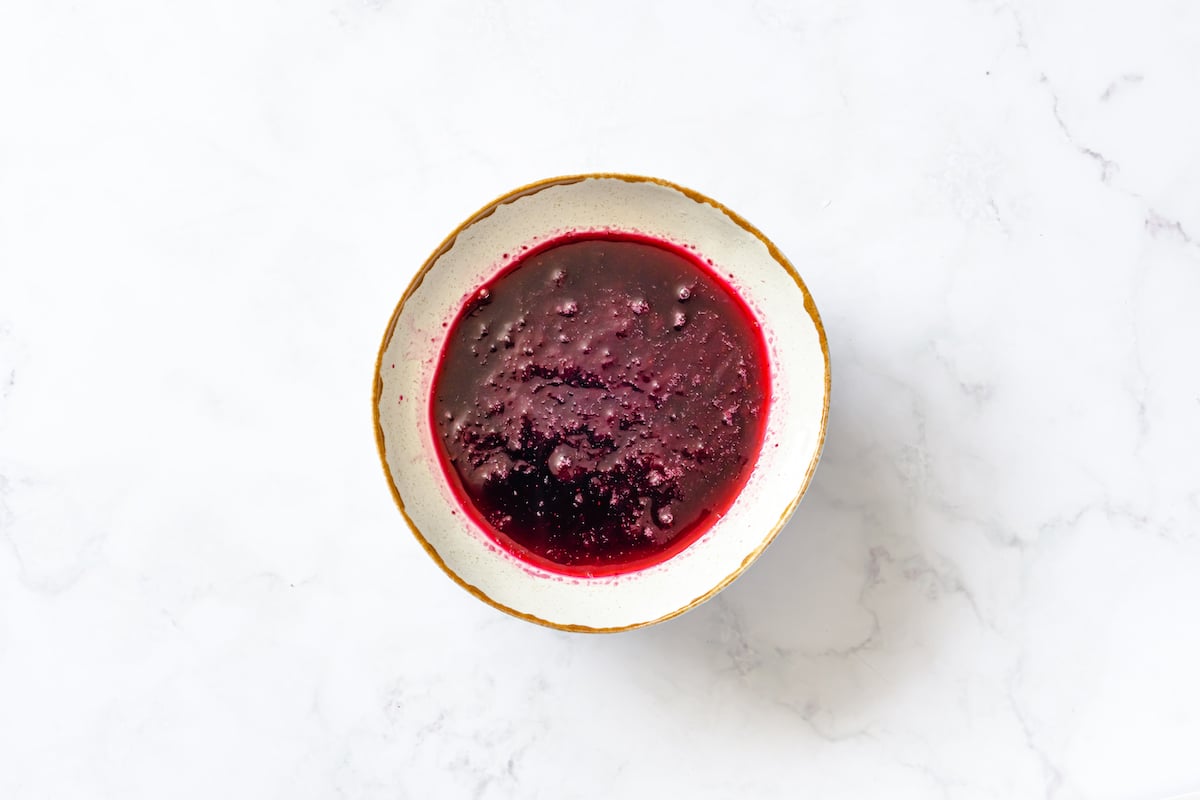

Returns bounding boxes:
[2,0,1199,798]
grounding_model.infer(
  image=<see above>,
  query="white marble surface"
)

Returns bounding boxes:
[2,1,1199,797]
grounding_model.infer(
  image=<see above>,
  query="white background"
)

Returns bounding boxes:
[2,1,1199,798]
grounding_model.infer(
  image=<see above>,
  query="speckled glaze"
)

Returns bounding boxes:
[374,174,829,631]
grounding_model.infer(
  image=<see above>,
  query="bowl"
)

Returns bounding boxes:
[373,174,829,632]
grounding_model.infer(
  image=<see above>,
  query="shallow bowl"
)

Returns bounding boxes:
[373,174,829,632]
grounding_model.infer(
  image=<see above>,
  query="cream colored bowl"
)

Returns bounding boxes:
[373,174,829,632]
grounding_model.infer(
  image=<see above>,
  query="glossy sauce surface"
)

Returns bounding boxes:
[431,234,769,575]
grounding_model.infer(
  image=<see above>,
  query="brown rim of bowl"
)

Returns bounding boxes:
[372,173,831,633]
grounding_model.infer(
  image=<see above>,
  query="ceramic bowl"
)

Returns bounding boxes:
[373,174,829,632]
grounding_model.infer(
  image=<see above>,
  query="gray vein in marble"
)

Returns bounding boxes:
[898,391,933,497]
[872,540,998,633]
[710,596,764,677]
[1146,210,1199,251]
[934,494,1028,551]
[1046,79,1118,184]
[898,758,959,800]
[159,606,182,632]
[1124,249,1155,454]
[773,696,880,744]
[701,589,883,742]
[1045,111,1200,258]
[1022,37,1199,261]
[1099,73,1144,102]
[1039,497,1176,544]
[931,341,996,411]
[897,550,992,631]
[1099,498,1184,543]
[1035,503,1092,544]
[1003,5,1163,211]
[750,0,807,35]
[701,517,1000,744]
[1007,664,1065,800]
[0,475,23,572]
[986,195,1010,236]
[1001,1,1030,52]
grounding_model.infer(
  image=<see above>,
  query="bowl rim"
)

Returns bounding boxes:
[372,172,831,633]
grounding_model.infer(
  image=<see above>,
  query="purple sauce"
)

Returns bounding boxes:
[430,233,770,576]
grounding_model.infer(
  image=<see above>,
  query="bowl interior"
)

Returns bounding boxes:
[375,175,828,631]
